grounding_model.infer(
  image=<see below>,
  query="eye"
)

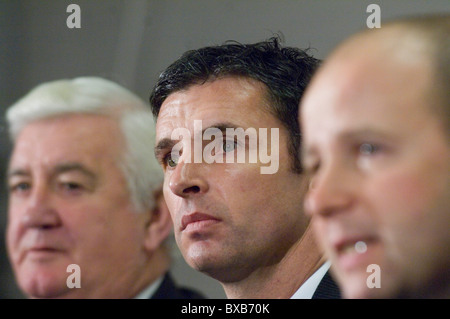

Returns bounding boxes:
[164,153,179,168]
[307,161,320,176]
[62,182,82,190]
[223,140,237,153]
[302,154,320,177]
[9,182,31,194]
[359,143,379,156]
[58,182,85,195]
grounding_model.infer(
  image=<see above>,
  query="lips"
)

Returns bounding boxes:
[335,235,376,253]
[19,233,67,260]
[20,245,65,263]
[28,246,61,252]
[180,212,220,231]
[26,243,65,256]
[331,235,379,271]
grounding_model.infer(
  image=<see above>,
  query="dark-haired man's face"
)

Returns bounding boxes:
[155,77,309,282]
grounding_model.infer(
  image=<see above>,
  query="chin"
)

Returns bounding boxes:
[339,274,367,299]
[186,249,219,275]
[343,284,382,299]
[185,251,245,283]
[184,239,220,266]
[19,271,69,299]
[341,275,402,299]
[336,269,375,299]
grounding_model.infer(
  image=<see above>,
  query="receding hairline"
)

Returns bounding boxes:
[328,14,448,68]
[321,15,449,130]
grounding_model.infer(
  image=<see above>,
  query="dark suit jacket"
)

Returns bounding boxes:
[151,271,339,299]
[151,273,206,299]
[312,270,341,299]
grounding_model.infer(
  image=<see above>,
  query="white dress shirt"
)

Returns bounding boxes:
[290,261,331,299]
[134,275,164,299]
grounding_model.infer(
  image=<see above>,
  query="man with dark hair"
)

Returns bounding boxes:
[300,15,450,298]
[151,39,317,174]
[150,38,340,298]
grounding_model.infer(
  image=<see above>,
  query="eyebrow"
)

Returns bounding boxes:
[154,138,178,160]
[7,163,97,180]
[53,163,97,179]
[207,122,240,132]
[154,121,240,160]
[6,169,29,187]
[338,128,398,144]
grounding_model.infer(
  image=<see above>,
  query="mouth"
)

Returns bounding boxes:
[29,247,60,252]
[26,246,64,259]
[335,236,377,255]
[333,236,379,270]
[180,212,221,232]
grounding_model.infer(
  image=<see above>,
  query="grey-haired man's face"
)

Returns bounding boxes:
[7,114,152,298]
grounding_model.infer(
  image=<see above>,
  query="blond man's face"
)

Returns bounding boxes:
[301,47,450,298]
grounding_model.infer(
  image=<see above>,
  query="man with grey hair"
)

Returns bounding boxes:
[5,76,204,299]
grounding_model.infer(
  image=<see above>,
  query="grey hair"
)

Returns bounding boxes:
[6,76,163,213]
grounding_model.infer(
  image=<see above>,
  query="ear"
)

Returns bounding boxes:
[143,194,173,253]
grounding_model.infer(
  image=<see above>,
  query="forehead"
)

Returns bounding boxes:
[156,77,278,136]
[301,44,436,147]
[11,114,124,168]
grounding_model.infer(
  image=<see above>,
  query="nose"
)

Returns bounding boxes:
[304,161,355,218]
[21,184,62,230]
[168,160,209,198]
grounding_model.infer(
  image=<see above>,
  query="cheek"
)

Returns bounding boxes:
[224,167,305,238]
[163,181,178,217]
[368,170,439,221]
[369,168,450,281]
[71,209,143,275]
[311,216,329,252]
[197,161,259,207]
[366,169,447,258]
[66,201,130,248]
[6,214,20,262]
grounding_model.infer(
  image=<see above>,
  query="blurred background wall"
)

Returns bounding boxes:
[1,0,448,299]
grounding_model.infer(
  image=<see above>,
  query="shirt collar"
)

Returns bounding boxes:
[134,275,165,299]
[290,261,331,299]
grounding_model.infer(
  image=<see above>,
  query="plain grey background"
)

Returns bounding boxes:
[1,0,448,299]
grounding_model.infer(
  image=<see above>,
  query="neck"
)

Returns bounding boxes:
[125,246,171,298]
[398,266,450,299]
[222,225,325,299]
[56,246,171,299]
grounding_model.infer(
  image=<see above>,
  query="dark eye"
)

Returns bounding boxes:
[59,182,85,195]
[223,140,237,152]
[10,182,31,193]
[54,180,85,196]
[359,143,379,155]
[63,182,82,190]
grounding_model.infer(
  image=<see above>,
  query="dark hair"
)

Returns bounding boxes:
[149,37,320,173]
